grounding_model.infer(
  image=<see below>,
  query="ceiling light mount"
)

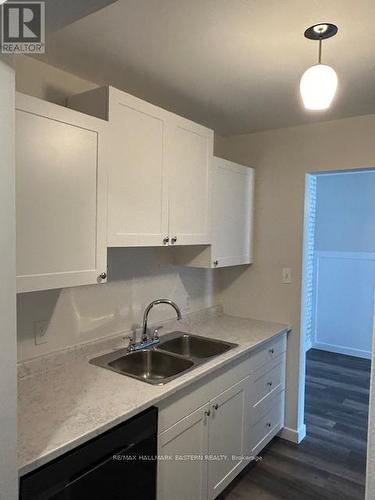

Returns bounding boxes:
[304,23,338,41]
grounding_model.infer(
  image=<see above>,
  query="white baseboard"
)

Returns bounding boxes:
[313,342,371,360]
[278,424,306,444]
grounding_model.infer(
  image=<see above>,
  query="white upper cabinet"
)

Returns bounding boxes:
[212,158,254,266]
[167,115,213,246]
[107,89,169,246]
[68,86,213,247]
[16,93,107,293]
[174,157,254,268]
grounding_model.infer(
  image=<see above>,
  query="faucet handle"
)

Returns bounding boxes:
[126,332,136,350]
[152,326,163,340]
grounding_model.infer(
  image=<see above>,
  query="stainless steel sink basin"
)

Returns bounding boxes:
[158,332,236,358]
[90,348,194,385]
[90,332,238,385]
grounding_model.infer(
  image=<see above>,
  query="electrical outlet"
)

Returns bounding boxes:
[34,320,49,345]
[282,268,292,284]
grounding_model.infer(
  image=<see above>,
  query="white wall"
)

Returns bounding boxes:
[17,248,214,360]
[15,58,216,361]
[315,171,375,252]
[0,55,18,499]
[216,113,375,445]
[312,171,375,358]
[15,56,98,105]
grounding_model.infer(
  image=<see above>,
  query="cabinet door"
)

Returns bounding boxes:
[158,404,209,500]
[107,89,169,246]
[212,158,254,267]
[16,94,107,293]
[167,115,213,246]
[207,377,250,499]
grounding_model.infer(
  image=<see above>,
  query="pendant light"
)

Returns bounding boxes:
[300,23,338,110]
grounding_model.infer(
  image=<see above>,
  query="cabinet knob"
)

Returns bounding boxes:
[213,403,219,410]
[204,409,211,417]
[99,272,107,280]
[269,348,275,355]
[213,260,219,267]
[266,422,272,428]
[163,237,169,245]
[171,236,177,244]
[267,381,273,387]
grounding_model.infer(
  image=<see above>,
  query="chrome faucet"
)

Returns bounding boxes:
[127,299,182,352]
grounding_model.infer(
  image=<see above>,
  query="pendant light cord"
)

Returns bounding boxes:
[318,38,322,64]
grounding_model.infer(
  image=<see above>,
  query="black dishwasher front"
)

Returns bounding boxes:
[20,407,157,500]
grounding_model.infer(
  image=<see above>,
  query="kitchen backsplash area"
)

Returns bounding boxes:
[17,247,216,361]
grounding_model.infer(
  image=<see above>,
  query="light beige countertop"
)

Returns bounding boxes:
[18,307,288,476]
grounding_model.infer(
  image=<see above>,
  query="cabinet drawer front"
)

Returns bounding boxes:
[252,357,285,409]
[249,391,284,456]
[251,366,285,425]
[158,354,251,433]
[251,334,286,372]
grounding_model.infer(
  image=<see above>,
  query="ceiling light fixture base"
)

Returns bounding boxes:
[304,23,338,40]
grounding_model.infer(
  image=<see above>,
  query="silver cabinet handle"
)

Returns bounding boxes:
[99,272,107,280]
[171,236,177,244]
[163,237,169,245]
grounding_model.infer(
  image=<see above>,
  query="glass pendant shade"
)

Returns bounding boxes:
[300,63,338,110]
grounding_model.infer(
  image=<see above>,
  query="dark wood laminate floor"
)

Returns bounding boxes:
[219,349,371,500]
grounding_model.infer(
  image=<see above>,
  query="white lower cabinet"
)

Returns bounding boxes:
[158,404,209,500]
[207,378,250,499]
[158,378,249,500]
[157,333,287,500]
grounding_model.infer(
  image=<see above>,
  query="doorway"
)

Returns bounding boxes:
[301,168,375,498]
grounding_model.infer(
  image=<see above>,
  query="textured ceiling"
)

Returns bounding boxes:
[38,0,375,135]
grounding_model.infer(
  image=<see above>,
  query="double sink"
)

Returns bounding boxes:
[90,332,238,385]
